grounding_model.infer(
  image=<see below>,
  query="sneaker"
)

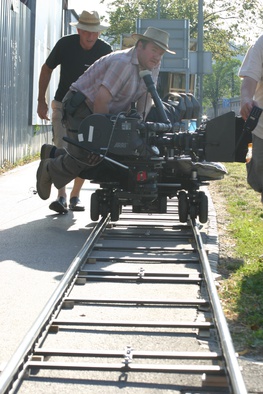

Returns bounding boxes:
[69,197,85,211]
[40,144,57,160]
[36,159,52,200]
[49,196,68,214]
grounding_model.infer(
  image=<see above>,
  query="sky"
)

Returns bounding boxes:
[68,0,110,17]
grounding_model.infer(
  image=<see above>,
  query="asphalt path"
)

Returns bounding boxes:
[0,161,96,370]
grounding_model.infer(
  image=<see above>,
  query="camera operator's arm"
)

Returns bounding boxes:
[240,76,258,120]
[93,85,112,114]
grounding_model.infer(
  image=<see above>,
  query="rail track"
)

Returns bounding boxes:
[0,197,247,394]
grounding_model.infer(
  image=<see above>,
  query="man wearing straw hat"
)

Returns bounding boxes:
[37,10,112,213]
[36,26,176,201]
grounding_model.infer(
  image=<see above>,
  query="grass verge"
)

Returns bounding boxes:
[211,162,263,355]
[0,154,40,175]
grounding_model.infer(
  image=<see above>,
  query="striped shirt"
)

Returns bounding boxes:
[71,46,160,116]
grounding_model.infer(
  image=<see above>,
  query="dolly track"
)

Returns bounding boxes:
[0,200,247,394]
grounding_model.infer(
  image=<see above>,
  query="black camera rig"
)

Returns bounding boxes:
[64,71,261,223]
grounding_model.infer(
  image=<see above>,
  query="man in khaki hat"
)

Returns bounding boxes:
[37,10,112,213]
[36,26,175,201]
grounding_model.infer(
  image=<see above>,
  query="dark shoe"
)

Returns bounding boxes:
[40,144,56,160]
[49,197,68,214]
[69,197,85,211]
[36,159,52,200]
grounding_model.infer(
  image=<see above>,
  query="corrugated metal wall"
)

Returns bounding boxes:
[0,0,52,168]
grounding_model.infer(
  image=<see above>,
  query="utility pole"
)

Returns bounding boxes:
[197,0,204,120]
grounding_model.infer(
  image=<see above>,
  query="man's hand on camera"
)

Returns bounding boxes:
[87,152,100,166]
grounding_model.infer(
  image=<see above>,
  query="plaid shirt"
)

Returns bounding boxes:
[71,47,160,116]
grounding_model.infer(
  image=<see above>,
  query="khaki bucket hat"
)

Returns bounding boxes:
[70,10,109,32]
[132,26,176,54]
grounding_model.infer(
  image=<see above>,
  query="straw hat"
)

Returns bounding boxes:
[70,10,109,32]
[132,26,176,54]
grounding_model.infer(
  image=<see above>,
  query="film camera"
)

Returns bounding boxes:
[65,71,257,223]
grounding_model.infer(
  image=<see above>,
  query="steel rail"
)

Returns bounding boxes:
[191,218,247,394]
[0,215,110,394]
[33,348,222,360]
[51,318,214,329]
[79,269,200,277]
[63,296,208,306]
[27,360,224,374]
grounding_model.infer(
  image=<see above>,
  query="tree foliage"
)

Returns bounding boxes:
[103,0,263,60]
[203,58,242,116]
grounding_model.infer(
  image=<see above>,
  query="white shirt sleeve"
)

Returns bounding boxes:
[238,35,263,82]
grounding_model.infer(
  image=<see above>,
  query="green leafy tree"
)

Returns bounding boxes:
[203,58,242,117]
[104,0,263,60]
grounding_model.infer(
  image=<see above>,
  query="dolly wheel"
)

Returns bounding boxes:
[178,191,188,223]
[100,203,109,218]
[133,206,141,213]
[189,204,197,221]
[158,195,167,213]
[198,191,208,223]
[90,193,99,221]
[110,195,120,222]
